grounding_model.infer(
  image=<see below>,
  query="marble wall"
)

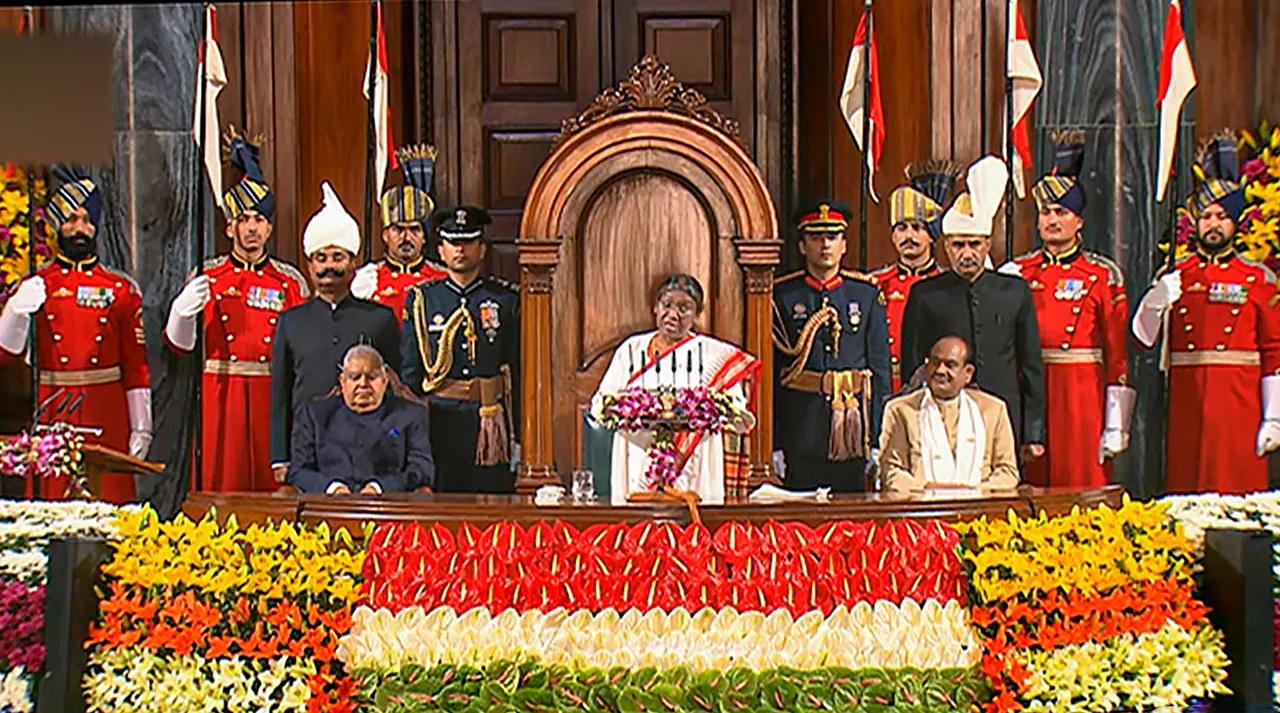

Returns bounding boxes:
[49,4,212,501]
[1035,0,1199,497]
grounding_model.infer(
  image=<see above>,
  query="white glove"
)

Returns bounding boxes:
[351,263,379,300]
[0,276,46,355]
[165,275,211,352]
[126,388,153,460]
[997,261,1022,277]
[772,449,786,478]
[1257,376,1280,456]
[1097,385,1137,463]
[1132,270,1182,347]
[510,442,522,473]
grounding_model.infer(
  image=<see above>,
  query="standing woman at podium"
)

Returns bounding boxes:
[590,274,760,504]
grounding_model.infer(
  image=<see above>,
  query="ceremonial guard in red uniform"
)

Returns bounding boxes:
[869,162,957,391]
[0,175,151,502]
[163,128,309,492]
[999,132,1134,487]
[352,145,447,319]
[1133,133,1280,493]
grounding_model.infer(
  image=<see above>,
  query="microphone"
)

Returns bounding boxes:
[36,387,67,422]
[65,393,85,417]
[51,392,74,420]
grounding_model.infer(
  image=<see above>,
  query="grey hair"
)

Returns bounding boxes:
[340,344,386,372]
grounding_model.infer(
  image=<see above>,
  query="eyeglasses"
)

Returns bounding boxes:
[657,299,696,316]
[342,369,386,383]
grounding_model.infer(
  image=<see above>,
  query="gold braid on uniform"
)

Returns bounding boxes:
[772,304,842,387]
[409,291,477,394]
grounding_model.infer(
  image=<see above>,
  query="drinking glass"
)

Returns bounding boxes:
[571,469,596,503]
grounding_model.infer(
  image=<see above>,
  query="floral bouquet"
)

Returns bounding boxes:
[1238,121,1280,272]
[0,165,53,311]
[0,424,87,499]
[596,387,746,490]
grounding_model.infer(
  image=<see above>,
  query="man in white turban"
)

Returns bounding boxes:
[268,182,403,483]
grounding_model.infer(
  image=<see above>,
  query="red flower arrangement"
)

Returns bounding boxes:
[0,581,44,672]
[361,519,966,615]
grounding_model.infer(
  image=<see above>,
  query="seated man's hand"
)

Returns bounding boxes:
[330,484,352,495]
[272,464,289,483]
[1021,443,1045,461]
[360,482,381,495]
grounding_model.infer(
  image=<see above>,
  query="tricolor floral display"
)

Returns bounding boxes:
[83,509,365,713]
[349,518,986,712]
[956,499,1230,713]
[0,500,119,713]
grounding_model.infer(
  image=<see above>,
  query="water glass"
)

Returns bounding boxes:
[571,469,596,503]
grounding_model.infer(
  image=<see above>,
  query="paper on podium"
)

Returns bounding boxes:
[748,483,831,503]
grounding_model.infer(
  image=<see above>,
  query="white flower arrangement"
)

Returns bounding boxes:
[83,650,315,713]
[0,551,45,587]
[0,500,121,562]
[0,668,30,713]
[338,599,982,673]
[1014,621,1229,713]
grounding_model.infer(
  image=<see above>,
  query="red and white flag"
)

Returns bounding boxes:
[363,0,397,198]
[839,10,884,202]
[1155,0,1196,202]
[192,4,226,207]
[1004,0,1041,199]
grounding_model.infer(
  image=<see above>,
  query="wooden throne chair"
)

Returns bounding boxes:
[514,55,782,494]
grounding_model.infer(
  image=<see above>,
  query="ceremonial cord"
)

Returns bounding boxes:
[773,304,842,387]
[409,292,476,394]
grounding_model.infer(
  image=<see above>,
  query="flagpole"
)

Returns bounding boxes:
[1004,0,1015,262]
[857,0,873,271]
[980,0,988,153]
[23,5,41,499]
[191,2,210,494]
[363,0,378,263]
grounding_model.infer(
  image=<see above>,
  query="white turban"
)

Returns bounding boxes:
[302,181,361,257]
[941,155,1009,237]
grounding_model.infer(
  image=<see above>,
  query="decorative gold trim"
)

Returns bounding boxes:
[1040,348,1103,365]
[204,359,271,377]
[41,366,121,386]
[557,54,740,147]
[1170,350,1260,367]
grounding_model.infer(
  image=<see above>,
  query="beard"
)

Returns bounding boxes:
[60,232,96,261]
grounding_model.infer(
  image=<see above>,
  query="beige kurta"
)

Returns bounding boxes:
[878,387,1020,492]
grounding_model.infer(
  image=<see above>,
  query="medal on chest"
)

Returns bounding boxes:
[479,299,501,342]
[1208,282,1248,304]
[246,285,285,311]
[1054,278,1086,301]
[848,301,862,330]
[75,285,115,309]
[791,302,808,322]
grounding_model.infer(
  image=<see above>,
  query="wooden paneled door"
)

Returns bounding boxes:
[433,0,602,282]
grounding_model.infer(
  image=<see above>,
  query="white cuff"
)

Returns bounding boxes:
[0,307,30,356]
[164,306,198,352]
[1131,301,1164,348]
[365,480,383,494]
[1103,385,1137,432]
[1263,375,1280,421]
[126,388,153,433]
[326,481,346,494]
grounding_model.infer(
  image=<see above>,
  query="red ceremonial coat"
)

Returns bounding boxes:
[869,259,941,392]
[165,253,309,492]
[1152,250,1280,494]
[8,255,150,503]
[1013,246,1129,487]
[368,256,447,321]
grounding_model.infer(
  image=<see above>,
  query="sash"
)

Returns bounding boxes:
[671,343,761,476]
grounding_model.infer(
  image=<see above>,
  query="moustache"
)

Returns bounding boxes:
[316,268,346,279]
[397,240,415,251]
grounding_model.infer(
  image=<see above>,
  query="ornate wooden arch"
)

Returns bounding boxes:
[515,55,782,492]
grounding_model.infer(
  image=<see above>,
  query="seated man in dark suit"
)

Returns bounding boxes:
[289,344,435,494]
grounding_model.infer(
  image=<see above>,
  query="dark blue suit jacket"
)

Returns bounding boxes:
[288,393,435,493]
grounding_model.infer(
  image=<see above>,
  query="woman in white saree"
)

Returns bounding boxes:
[590,275,760,504]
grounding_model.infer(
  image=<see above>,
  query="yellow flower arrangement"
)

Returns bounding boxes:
[954,498,1197,604]
[102,507,364,604]
[0,165,53,298]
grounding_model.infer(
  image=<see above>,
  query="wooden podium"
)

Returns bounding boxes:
[80,443,163,498]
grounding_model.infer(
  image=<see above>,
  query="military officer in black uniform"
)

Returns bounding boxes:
[900,155,1046,456]
[772,200,892,492]
[401,205,520,493]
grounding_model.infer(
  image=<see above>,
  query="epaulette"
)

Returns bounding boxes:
[486,275,519,293]
[773,269,805,285]
[1237,255,1279,284]
[269,258,311,298]
[1011,249,1039,263]
[1082,250,1125,288]
[867,263,896,280]
[100,264,141,295]
[1154,252,1193,278]
[839,269,875,285]
[185,255,229,282]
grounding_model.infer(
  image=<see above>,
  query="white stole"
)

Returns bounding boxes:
[918,389,986,486]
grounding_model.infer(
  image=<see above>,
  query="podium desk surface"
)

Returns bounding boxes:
[183,485,1124,534]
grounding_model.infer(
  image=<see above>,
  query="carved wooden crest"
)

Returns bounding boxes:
[556,54,741,147]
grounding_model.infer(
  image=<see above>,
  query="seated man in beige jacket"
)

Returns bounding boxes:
[879,335,1020,492]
